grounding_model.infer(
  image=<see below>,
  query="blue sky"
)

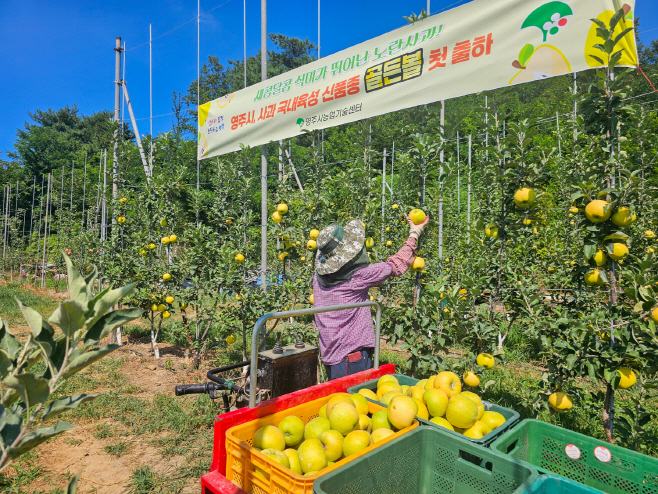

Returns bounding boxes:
[1,0,657,158]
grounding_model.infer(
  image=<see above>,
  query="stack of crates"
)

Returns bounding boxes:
[491,420,658,493]
[313,427,538,494]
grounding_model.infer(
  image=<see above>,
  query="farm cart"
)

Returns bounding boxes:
[174,301,396,494]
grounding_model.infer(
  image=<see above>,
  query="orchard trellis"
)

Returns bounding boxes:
[1,11,658,449]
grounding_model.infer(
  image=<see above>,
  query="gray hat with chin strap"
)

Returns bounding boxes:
[315,219,365,275]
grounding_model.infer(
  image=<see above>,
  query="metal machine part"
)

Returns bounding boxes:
[173,302,382,410]
[249,301,382,407]
[257,340,319,400]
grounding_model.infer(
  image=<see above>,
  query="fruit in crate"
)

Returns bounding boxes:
[481,411,506,430]
[253,425,286,451]
[342,430,372,457]
[318,430,344,462]
[370,410,391,431]
[358,388,378,401]
[278,415,305,447]
[304,417,330,441]
[387,395,418,429]
[283,449,302,474]
[463,421,492,439]
[350,393,369,414]
[430,417,454,431]
[445,395,478,429]
[297,439,327,474]
[434,371,462,397]
[371,428,395,442]
[261,448,290,468]
[328,401,359,435]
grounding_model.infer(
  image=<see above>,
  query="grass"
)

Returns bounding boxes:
[104,441,129,457]
[93,424,112,439]
[0,282,60,326]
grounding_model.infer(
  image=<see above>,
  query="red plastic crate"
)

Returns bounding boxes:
[201,364,395,494]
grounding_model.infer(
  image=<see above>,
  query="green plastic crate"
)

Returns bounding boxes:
[491,419,658,494]
[524,474,604,494]
[347,374,520,446]
[313,426,538,494]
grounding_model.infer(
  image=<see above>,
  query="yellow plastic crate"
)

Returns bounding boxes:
[225,394,419,494]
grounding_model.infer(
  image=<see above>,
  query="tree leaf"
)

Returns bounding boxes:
[64,252,88,305]
[86,283,137,330]
[42,394,99,421]
[84,266,98,291]
[0,349,12,375]
[42,337,68,380]
[0,320,21,360]
[67,471,82,494]
[63,345,120,379]
[566,353,577,370]
[584,244,597,260]
[48,300,87,338]
[0,403,25,447]
[16,298,54,340]
[84,308,143,348]
[7,420,75,459]
[3,373,50,406]
[604,232,629,241]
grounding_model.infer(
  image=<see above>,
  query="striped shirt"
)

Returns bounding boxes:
[313,237,417,365]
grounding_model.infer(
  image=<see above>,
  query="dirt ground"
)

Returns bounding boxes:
[3,333,215,494]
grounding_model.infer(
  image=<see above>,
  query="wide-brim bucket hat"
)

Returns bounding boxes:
[315,219,365,275]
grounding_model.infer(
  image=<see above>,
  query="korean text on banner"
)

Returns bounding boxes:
[198,0,638,160]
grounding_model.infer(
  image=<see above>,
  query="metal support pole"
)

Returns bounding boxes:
[391,141,394,195]
[5,184,10,237]
[457,131,460,218]
[381,148,386,244]
[260,0,268,304]
[34,176,44,281]
[150,24,153,174]
[196,0,200,214]
[82,153,87,227]
[122,82,151,181]
[102,150,107,242]
[243,0,247,87]
[284,148,305,194]
[438,100,444,260]
[95,154,102,227]
[70,160,75,212]
[485,95,489,159]
[113,37,122,203]
[249,302,382,407]
[573,72,577,145]
[318,0,320,58]
[2,186,8,260]
[28,177,35,248]
[41,174,51,287]
[556,111,561,156]
[278,140,283,182]
[467,135,472,244]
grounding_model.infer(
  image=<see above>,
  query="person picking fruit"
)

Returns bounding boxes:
[313,213,429,380]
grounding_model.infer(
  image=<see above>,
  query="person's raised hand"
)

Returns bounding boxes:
[409,215,429,239]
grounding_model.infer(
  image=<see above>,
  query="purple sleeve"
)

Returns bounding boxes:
[351,263,393,290]
[386,237,417,277]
